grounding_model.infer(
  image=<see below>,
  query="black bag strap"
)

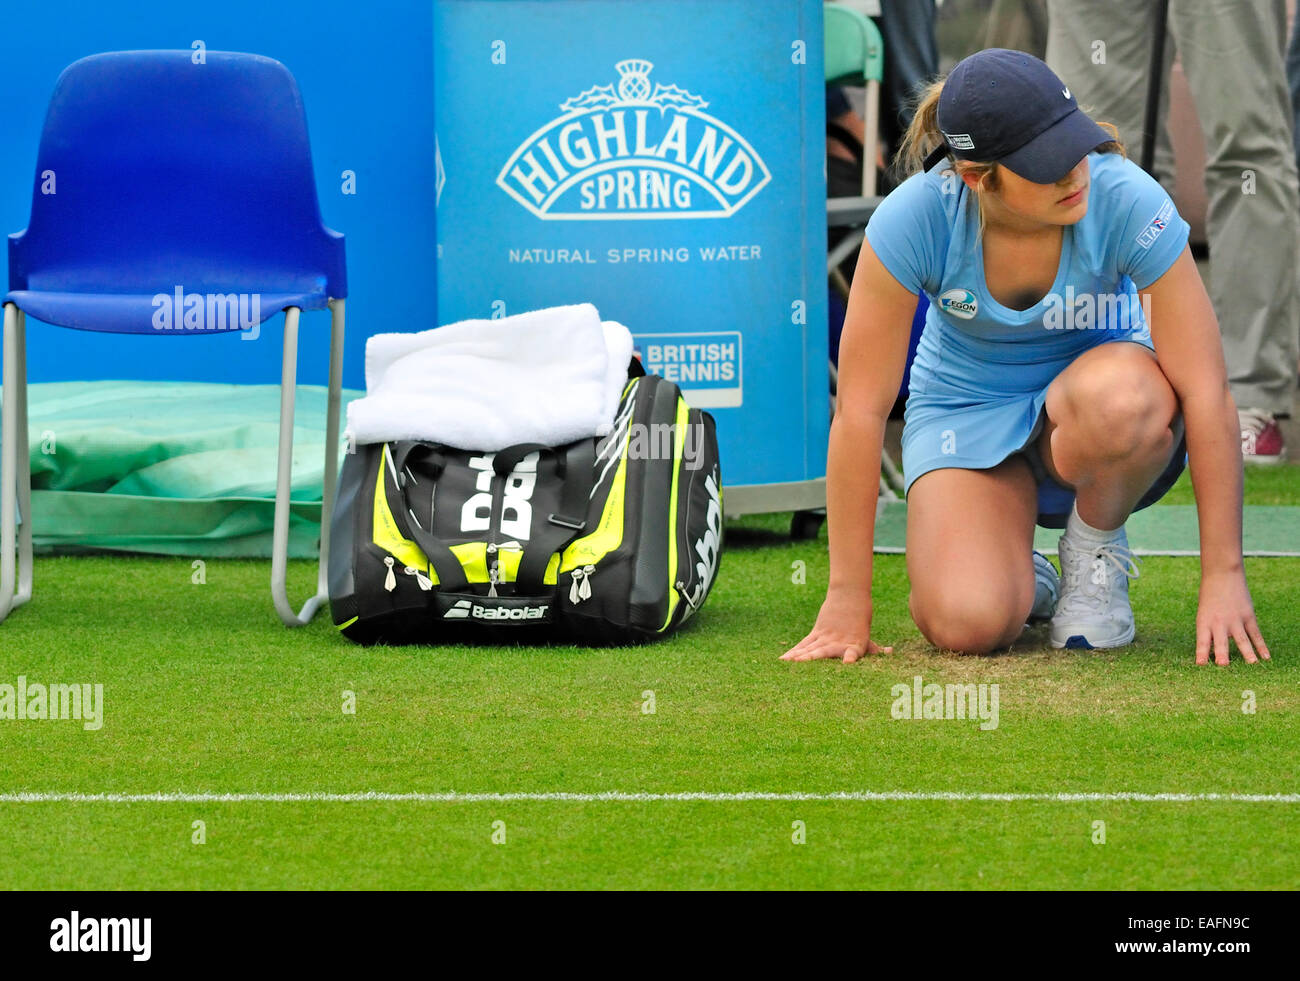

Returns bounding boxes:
[380,438,595,598]
[381,444,469,591]
[390,441,446,485]
[514,439,596,593]
[493,443,551,477]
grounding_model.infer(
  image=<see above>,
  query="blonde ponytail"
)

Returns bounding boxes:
[893,77,946,178]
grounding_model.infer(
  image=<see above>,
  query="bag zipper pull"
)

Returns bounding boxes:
[383,556,396,592]
[569,565,596,604]
[676,579,700,612]
[487,543,499,598]
[404,565,433,591]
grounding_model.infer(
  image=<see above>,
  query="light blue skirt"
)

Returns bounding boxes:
[900,333,1186,528]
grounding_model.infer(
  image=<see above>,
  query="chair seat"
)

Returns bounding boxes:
[6,287,330,334]
[827,195,882,228]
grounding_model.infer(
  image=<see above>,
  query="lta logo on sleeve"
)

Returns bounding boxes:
[497,60,771,220]
[1136,199,1174,249]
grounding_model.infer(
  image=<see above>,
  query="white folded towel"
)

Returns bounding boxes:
[346,303,634,451]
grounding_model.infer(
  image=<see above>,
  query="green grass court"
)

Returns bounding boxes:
[1,467,1297,889]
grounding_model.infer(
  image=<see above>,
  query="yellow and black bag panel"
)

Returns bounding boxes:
[328,374,722,645]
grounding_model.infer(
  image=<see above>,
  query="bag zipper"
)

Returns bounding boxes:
[569,564,596,604]
[486,542,500,597]
[404,565,433,590]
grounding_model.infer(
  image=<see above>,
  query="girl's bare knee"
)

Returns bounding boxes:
[910,587,1030,654]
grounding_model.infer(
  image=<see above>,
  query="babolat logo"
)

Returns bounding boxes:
[683,468,722,616]
[442,598,550,622]
[497,59,771,220]
[938,287,978,320]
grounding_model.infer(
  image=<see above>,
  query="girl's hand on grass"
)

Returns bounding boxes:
[780,591,891,663]
[1196,570,1270,666]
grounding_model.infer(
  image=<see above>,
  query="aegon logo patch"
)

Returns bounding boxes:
[497,59,771,220]
[443,599,550,622]
[939,288,978,320]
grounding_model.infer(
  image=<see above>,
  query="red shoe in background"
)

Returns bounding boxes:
[1240,408,1286,465]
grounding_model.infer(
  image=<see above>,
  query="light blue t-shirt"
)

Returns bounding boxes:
[865,151,1191,401]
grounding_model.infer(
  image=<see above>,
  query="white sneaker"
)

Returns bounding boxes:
[1028,551,1059,622]
[1050,529,1140,649]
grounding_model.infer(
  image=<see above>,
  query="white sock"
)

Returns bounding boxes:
[1065,502,1124,547]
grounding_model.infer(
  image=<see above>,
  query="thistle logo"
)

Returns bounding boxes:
[497,59,771,220]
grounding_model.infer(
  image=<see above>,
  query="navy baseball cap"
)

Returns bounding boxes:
[923,48,1112,184]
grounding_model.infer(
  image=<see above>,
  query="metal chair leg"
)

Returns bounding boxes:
[271,301,345,626]
[1,302,33,622]
[862,78,880,198]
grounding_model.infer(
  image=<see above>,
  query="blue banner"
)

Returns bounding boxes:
[434,0,829,489]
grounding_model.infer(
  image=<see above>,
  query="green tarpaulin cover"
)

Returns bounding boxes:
[9,381,359,557]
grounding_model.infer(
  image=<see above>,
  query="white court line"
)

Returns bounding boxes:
[0,791,1297,803]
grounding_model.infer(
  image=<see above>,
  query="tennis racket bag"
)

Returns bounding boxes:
[328,373,722,645]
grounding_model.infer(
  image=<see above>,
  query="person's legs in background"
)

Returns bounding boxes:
[1286,0,1300,176]
[1049,0,1300,462]
[1045,0,1177,196]
[982,0,1050,60]
[875,0,938,188]
[1173,0,1300,461]
[826,85,867,179]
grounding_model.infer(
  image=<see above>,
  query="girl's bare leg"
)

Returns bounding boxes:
[906,458,1039,654]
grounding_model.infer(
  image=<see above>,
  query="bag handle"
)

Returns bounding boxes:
[382,438,596,598]
[513,439,596,594]
[390,441,446,485]
[382,444,470,592]
[492,442,552,478]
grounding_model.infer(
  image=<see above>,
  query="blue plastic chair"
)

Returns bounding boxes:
[1,50,347,626]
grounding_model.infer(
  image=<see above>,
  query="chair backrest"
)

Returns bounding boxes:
[824,5,884,86]
[8,50,345,298]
